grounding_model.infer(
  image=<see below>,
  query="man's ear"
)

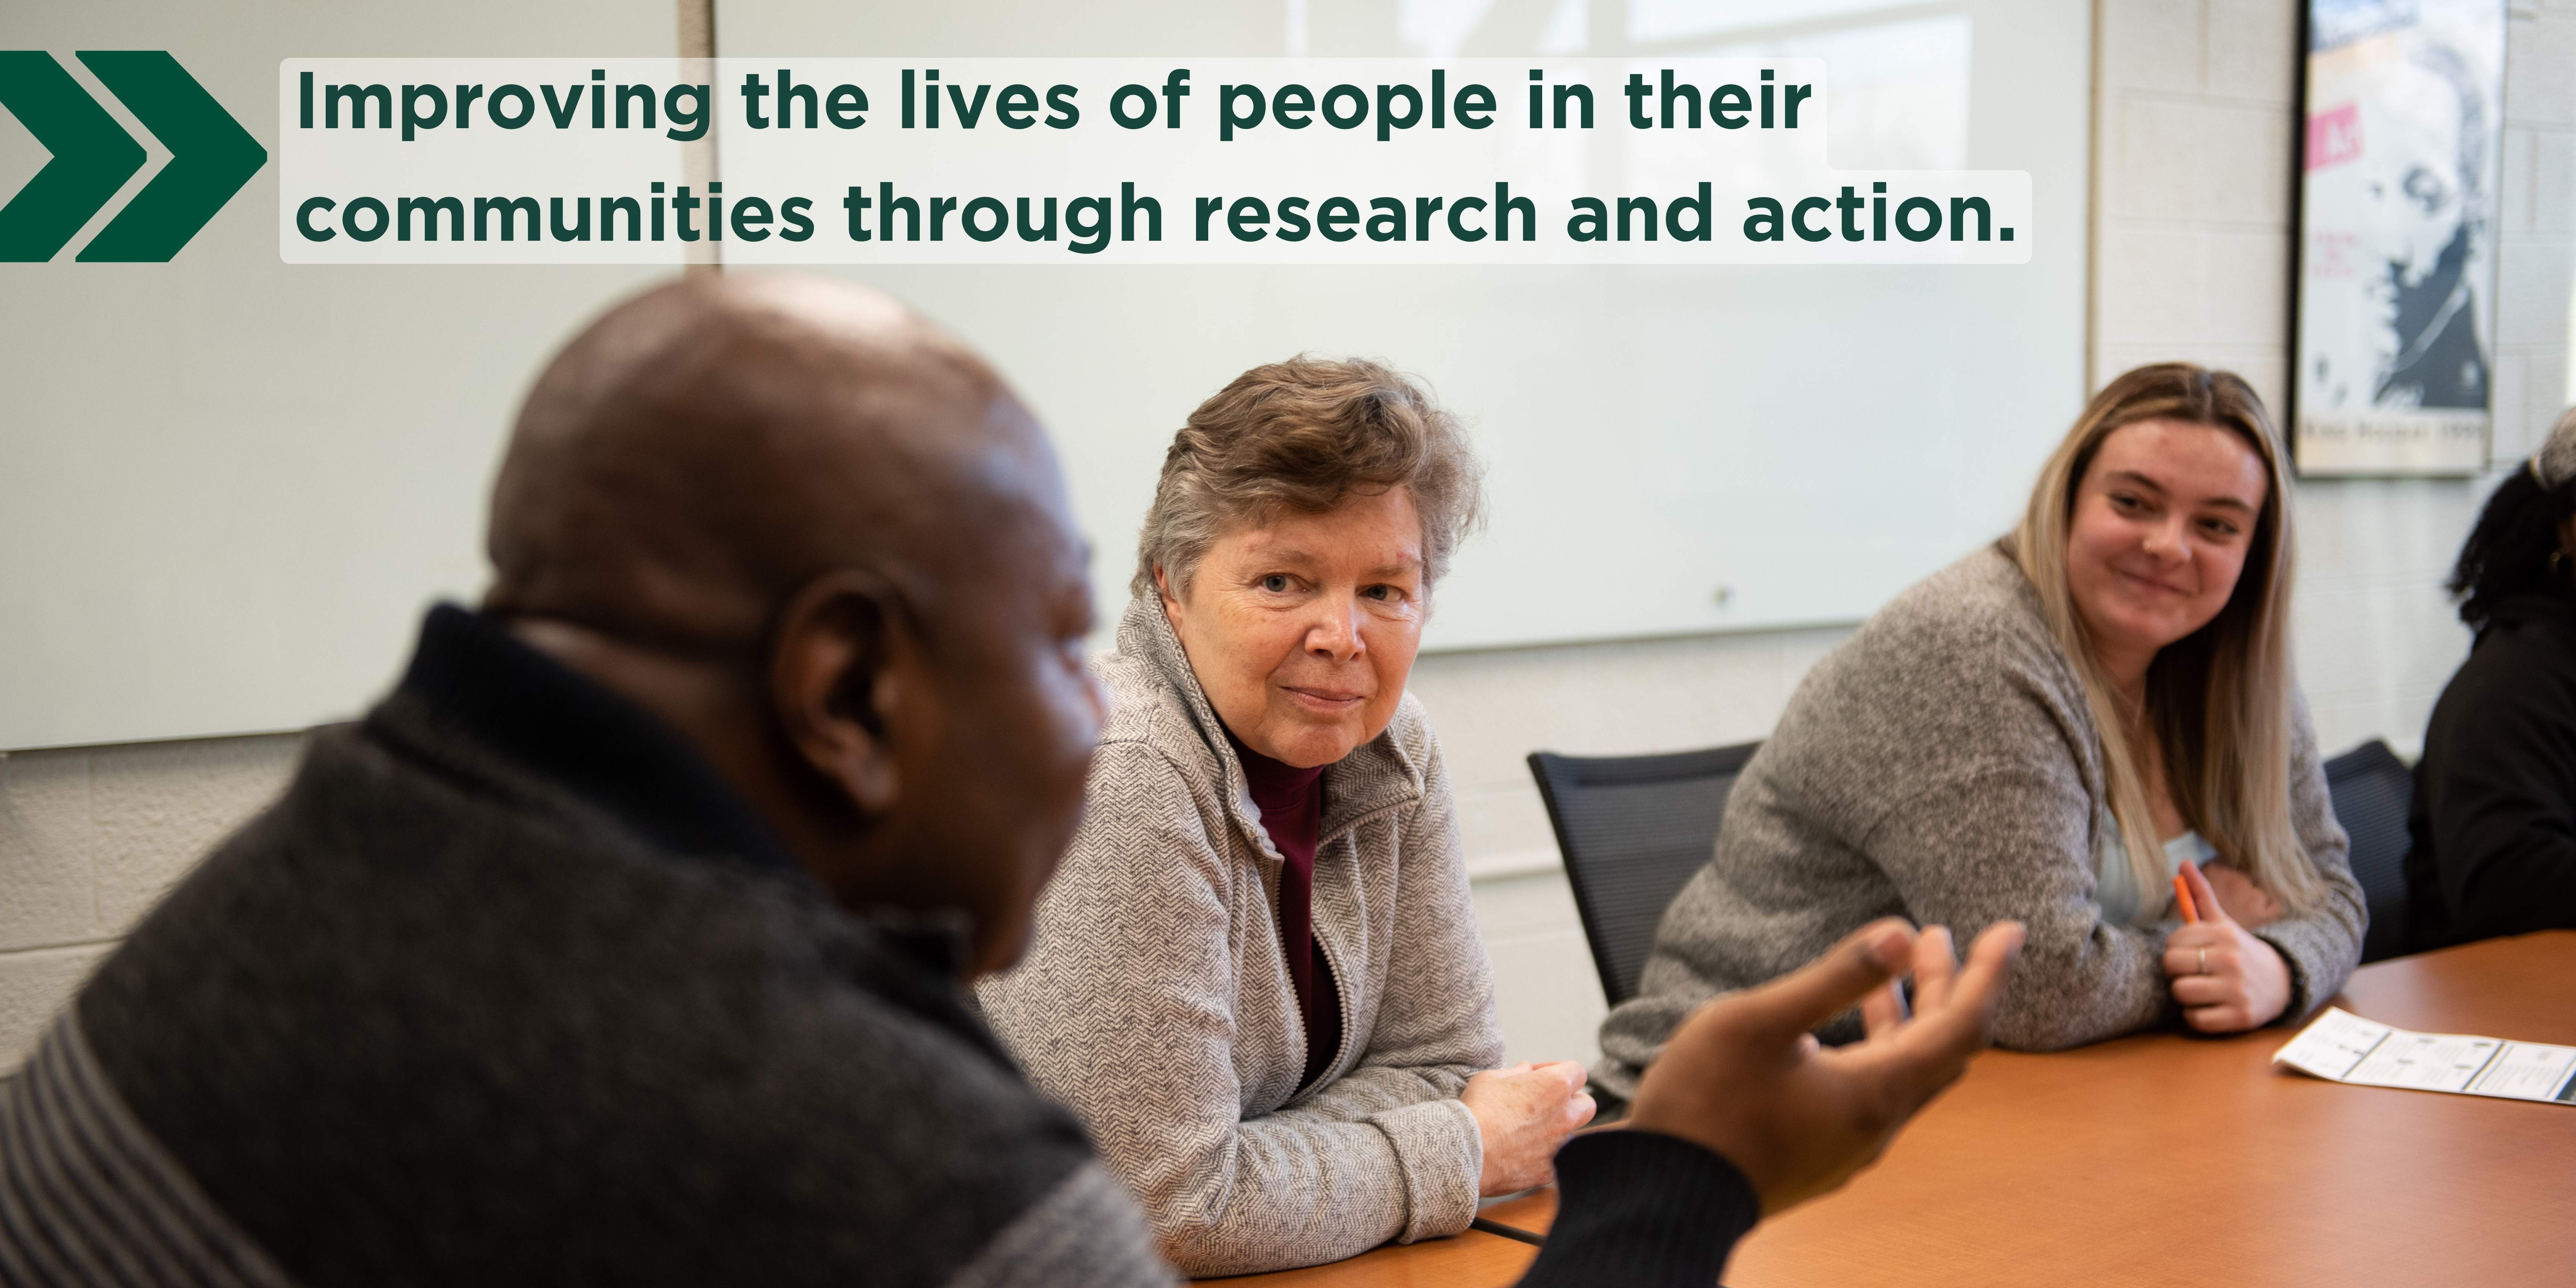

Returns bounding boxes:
[770,570,911,816]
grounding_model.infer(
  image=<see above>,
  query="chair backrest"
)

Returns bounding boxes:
[1527,742,1762,1007]
[2323,738,2414,963]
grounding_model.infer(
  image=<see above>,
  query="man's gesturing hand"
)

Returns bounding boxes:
[1623,917,2025,1215]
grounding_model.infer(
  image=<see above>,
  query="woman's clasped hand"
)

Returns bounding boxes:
[1461,1060,1596,1196]
[2161,859,2292,1032]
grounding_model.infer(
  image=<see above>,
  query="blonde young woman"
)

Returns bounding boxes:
[1595,363,2365,1089]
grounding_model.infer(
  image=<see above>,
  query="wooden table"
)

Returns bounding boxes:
[1206,931,2576,1286]
[1188,1208,1543,1287]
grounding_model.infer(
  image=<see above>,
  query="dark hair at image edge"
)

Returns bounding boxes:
[2450,468,2576,632]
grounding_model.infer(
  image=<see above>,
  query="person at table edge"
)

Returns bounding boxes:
[1597,363,2365,1097]
[2407,407,2576,948]
[0,274,2025,1288]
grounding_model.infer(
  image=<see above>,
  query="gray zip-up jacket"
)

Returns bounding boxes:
[1595,546,2365,1096]
[978,596,1504,1277]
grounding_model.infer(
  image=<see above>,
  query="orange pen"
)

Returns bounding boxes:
[2172,873,2201,924]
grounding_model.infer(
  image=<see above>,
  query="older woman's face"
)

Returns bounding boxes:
[2065,418,2269,676]
[1161,486,1426,769]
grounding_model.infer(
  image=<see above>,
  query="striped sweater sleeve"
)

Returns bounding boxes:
[0,1011,299,1288]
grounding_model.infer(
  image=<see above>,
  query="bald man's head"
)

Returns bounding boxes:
[487,274,1058,654]
[483,274,1104,976]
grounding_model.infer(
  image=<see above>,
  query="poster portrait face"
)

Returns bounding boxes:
[2293,0,2506,474]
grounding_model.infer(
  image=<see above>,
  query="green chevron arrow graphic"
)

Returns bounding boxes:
[0,51,144,261]
[75,52,267,262]
[0,51,266,262]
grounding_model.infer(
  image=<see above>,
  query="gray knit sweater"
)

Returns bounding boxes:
[1595,547,2365,1095]
[978,596,1504,1277]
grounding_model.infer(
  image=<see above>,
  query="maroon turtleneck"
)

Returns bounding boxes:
[1227,730,1343,1091]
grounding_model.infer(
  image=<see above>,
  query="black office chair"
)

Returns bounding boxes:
[1527,742,1762,1008]
[2323,738,2415,963]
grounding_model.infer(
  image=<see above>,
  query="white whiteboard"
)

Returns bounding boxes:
[728,0,2093,651]
[0,0,2088,750]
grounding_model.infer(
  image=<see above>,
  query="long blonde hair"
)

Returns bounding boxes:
[2009,363,2318,910]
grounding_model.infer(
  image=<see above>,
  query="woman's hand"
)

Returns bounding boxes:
[1461,1060,1595,1196]
[2200,862,2283,927]
[2164,860,2293,1032]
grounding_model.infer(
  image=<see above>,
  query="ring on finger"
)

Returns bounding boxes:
[2196,946,2209,975]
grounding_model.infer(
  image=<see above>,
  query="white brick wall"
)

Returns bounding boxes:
[7,0,2574,1076]
[2095,0,2302,406]
[0,736,302,1068]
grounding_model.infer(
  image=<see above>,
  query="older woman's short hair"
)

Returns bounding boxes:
[1134,356,1485,599]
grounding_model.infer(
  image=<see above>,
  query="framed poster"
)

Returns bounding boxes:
[2292,0,2508,476]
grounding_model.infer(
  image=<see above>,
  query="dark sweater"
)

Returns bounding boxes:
[2406,593,2576,948]
[7,606,1167,1288]
[0,605,1760,1287]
